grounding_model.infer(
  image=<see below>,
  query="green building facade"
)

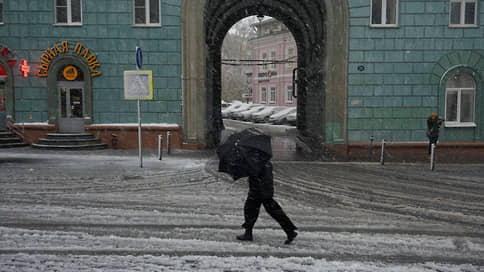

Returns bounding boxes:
[348,0,484,144]
[1,0,483,158]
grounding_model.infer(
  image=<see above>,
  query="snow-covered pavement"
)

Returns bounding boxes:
[1,148,483,271]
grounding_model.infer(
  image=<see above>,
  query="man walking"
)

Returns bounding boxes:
[236,158,298,244]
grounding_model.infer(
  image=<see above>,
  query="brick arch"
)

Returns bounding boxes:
[431,51,484,86]
[182,0,349,159]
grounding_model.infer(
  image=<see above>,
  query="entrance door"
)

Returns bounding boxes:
[58,82,84,133]
[0,81,6,131]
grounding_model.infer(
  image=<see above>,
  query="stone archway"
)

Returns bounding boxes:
[182,0,348,159]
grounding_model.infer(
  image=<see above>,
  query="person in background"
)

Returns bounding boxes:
[426,113,443,155]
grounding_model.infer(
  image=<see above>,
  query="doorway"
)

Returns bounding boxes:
[58,82,84,133]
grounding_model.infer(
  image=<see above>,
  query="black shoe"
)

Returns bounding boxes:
[236,232,253,241]
[284,231,297,244]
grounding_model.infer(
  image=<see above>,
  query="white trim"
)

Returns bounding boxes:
[133,0,161,26]
[448,0,477,26]
[370,0,399,27]
[285,84,294,104]
[269,85,276,104]
[260,86,267,104]
[444,122,476,127]
[55,0,83,25]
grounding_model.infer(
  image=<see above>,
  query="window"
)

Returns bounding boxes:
[261,52,268,70]
[286,85,294,104]
[260,86,267,104]
[134,0,161,25]
[445,73,476,127]
[270,51,276,69]
[0,0,3,24]
[55,0,82,25]
[449,0,477,26]
[371,0,398,26]
[286,47,295,69]
[269,86,276,104]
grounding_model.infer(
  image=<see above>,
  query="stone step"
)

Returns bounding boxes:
[32,133,107,150]
[0,137,23,144]
[32,143,108,150]
[0,132,16,138]
[45,133,95,140]
[38,138,101,146]
[0,142,29,148]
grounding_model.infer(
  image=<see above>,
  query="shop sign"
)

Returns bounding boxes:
[63,65,78,81]
[37,41,101,78]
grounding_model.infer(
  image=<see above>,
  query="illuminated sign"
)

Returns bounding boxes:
[37,41,101,78]
[63,65,78,81]
[0,45,17,75]
[19,59,30,77]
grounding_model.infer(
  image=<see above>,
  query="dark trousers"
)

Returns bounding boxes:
[242,195,297,233]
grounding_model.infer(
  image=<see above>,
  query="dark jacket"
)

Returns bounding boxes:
[427,117,442,140]
[248,161,274,199]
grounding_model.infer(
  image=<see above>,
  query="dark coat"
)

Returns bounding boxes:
[427,117,442,140]
[248,161,274,199]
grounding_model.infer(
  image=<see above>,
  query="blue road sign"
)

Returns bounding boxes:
[136,47,143,69]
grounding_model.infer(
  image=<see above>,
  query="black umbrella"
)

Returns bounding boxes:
[217,127,272,180]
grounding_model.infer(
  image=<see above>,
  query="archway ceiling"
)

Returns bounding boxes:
[205,0,325,58]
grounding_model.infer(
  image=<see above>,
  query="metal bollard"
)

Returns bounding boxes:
[430,143,436,171]
[369,136,374,161]
[167,131,171,155]
[111,133,118,149]
[158,135,163,160]
[380,139,386,165]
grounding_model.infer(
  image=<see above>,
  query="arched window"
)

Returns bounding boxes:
[445,72,476,127]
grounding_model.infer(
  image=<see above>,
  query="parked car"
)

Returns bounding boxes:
[237,105,266,121]
[268,107,297,124]
[251,106,287,123]
[283,111,297,126]
[228,103,260,119]
[221,101,243,118]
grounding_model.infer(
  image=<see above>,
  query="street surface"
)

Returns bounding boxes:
[0,147,483,271]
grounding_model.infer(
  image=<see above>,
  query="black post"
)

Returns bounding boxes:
[369,136,374,161]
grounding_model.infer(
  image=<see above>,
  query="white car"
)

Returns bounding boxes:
[237,105,266,121]
[268,107,297,124]
[283,111,297,126]
[228,103,261,119]
[251,106,287,123]
[221,102,243,118]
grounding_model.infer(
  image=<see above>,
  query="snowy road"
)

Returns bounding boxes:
[0,148,483,271]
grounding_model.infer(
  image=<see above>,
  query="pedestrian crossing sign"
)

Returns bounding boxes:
[123,70,153,100]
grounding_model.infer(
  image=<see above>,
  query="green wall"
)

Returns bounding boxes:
[0,0,182,125]
[348,0,484,143]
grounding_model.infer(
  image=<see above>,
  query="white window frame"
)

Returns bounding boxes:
[286,47,295,69]
[269,86,276,104]
[55,0,82,26]
[370,0,399,28]
[444,74,476,127]
[285,84,294,104]
[449,0,477,27]
[261,52,268,71]
[270,50,276,69]
[0,0,4,25]
[133,0,161,26]
[260,86,267,104]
